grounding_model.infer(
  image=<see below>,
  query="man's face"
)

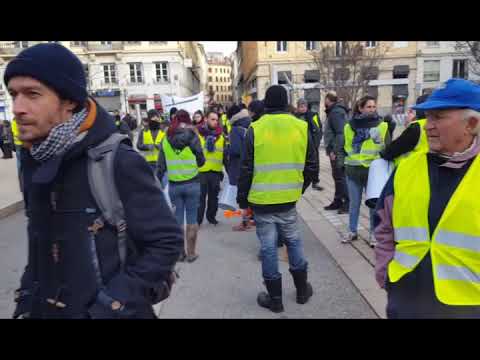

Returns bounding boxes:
[8,76,77,143]
[425,109,477,154]
[297,103,308,114]
[207,113,219,128]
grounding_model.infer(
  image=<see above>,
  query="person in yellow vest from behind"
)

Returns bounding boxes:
[379,94,430,166]
[196,110,228,225]
[218,104,231,137]
[342,95,391,247]
[136,109,166,171]
[157,110,206,263]
[11,118,24,192]
[374,78,480,318]
[237,85,319,313]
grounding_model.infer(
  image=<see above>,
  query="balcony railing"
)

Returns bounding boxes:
[0,42,36,55]
[86,42,124,52]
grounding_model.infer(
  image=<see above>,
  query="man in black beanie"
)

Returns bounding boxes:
[5,43,182,319]
[237,85,318,313]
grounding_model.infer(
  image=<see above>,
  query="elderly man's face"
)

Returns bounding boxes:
[425,109,477,154]
[9,76,77,143]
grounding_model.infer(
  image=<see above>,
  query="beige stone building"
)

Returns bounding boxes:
[207,52,233,105]
[0,41,207,120]
[235,41,419,117]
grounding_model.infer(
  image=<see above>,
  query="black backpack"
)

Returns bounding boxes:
[87,133,176,305]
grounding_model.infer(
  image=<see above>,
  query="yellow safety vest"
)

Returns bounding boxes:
[312,114,320,129]
[221,114,231,134]
[199,134,224,173]
[142,129,165,163]
[11,118,22,146]
[393,118,429,167]
[162,137,199,182]
[390,152,480,305]
[344,122,388,168]
[248,113,307,205]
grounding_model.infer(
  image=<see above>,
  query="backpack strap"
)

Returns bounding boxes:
[87,133,132,268]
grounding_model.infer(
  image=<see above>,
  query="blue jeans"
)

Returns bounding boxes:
[346,176,375,234]
[255,207,308,281]
[169,181,201,225]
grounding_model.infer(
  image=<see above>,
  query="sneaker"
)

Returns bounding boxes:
[342,232,358,244]
[186,254,199,263]
[324,200,341,211]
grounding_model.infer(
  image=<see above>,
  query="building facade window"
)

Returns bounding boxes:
[424,60,440,82]
[335,41,346,56]
[306,41,317,51]
[393,65,410,79]
[365,41,377,48]
[126,41,141,44]
[426,41,440,47]
[14,41,28,48]
[209,76,212,82]
[209,86,213,92]
[209,68,212,73]
[103,63,117,84]
[100,41,112,45]
[155,62,169,82]
[150,41,167,45]
[129,63,144,83]
[216,76,218,82]
[453,59,468,79]
[71,41,86,47]
[276,41,288,52]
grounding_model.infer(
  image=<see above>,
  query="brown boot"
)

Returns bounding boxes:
[186,224,199,263]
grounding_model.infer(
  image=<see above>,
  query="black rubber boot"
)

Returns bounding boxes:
[289,268,313,304]
[257,278,284,313]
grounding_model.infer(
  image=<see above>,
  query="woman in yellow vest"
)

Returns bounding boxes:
[157,110,206,263]
[374,78,480,318]
[196,110,227,225]
[136,109,166,171]
[342,95,390,246]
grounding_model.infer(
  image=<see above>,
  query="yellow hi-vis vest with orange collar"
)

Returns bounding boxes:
[390,152,480,305]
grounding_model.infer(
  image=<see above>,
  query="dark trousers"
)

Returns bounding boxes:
[330,158,348,203]
[312,146,320,184]
[198,171,222,224]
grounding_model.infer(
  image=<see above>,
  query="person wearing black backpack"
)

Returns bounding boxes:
[5,43,183,319]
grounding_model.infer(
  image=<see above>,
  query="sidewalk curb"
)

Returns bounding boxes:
[0,200,24,220]
[297,197,386,319]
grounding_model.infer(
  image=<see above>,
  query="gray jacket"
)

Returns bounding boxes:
[324,103,349,157]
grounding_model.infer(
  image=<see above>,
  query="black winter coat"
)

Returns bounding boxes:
[15,101,183,319]
[227,116,251,186]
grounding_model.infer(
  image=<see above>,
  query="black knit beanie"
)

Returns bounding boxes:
[227,104,242,120]
[264,85,288,111]
[4,43,88,105]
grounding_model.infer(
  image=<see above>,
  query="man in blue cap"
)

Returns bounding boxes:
[373,78,480,318]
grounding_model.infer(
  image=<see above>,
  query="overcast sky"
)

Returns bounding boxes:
[199,41,237,56]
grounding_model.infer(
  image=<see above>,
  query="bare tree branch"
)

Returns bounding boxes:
[455,41,480,77]
[311,41,389,110]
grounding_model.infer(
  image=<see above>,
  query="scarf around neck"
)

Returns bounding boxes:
[30,107,89,162]
[435,135,480,169]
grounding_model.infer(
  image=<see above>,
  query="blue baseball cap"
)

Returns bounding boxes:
[412,78,480,112]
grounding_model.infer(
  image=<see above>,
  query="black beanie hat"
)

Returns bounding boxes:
[264,85,288,110]
[4,43,88,105]
[248,100,264,115]
[147,109,159,119]
[227,104,241,119]
[170,107,178,117]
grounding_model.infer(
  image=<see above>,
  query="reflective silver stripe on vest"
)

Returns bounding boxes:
[344,159,366,166]
[393,251,419,269]
[250,183,303,191]
[394,227,429,242]
[435,230,480,253]
[254,163,304,172]
[207,159,223,164]
[168,169,198,175]
[361,149,381,155]
[166,160,197,165]
[436,265,480,283]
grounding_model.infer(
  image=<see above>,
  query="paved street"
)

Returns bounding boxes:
[0,146,382,319]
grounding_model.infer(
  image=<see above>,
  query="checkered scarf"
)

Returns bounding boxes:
[30,108,89,162]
